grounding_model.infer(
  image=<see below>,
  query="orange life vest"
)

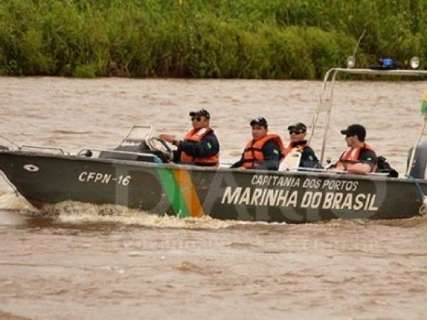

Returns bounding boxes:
[339,143,376,171]
[242,133,285,169]
[180,127,219,166]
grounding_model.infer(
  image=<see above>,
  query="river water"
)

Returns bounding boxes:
[0,78,426,319]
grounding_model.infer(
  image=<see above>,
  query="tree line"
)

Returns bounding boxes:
[0,0,425,78]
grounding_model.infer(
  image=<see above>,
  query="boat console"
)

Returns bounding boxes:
[97,125,173,163]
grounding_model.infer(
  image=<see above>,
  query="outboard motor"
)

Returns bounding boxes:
[407,141,427,179]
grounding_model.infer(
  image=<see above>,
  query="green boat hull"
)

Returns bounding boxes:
[0,151,425,223]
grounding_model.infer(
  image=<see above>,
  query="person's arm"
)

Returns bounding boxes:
[230,156,244,168]
[255,141,281,170]
[343,162,371,174]
[346,149,377,174]
[178,133,219,158]
[338,149,376,174]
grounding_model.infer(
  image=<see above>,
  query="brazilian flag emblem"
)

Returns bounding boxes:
[422,93,427,114]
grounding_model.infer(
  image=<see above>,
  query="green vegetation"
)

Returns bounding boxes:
[0,0,426,78]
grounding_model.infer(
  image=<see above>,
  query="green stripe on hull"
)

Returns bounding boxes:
[421,93,427,114]
[156,167,190,218]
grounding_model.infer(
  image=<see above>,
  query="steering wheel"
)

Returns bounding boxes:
[146,137,174,161]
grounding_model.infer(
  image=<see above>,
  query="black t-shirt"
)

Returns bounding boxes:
[288,141,321,168]
[256,140,282,170]
[300,146,321,168]
[359,148,377,167]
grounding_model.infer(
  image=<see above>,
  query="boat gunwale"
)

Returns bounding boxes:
[0,149,425,186]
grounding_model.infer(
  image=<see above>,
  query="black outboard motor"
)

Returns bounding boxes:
[407,141,427,179]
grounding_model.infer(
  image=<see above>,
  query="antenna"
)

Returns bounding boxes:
[352,29,366,59]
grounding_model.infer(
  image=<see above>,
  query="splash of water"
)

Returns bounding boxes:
[39,200,255,229]
[0,192,37,212]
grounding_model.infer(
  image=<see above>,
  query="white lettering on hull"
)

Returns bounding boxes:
[221,187,379,212]
[78,171,130,186]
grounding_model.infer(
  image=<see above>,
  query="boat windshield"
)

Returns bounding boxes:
[122,125,153,142]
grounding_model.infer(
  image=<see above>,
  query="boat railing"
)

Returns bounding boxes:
[313,67,427,167]
[221,161,389,176]
[0,134,20,150]
[20,145,65,154]
[77,148,162,163]
[293,166,390,177]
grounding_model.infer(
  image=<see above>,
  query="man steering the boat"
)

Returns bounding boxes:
[334,124,377,174]
[159,109,219,166]
[279,122,320,170]
[231,117,285,170]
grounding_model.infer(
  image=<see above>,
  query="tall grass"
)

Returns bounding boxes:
[0,0,425,78]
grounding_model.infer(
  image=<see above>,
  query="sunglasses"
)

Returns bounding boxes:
[191,116,202,121]
[289,130,305,134]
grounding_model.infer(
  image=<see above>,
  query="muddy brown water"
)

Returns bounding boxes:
[0,78,426,319]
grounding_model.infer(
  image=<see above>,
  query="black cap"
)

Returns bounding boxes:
[189,108,210,119]
[250,116,268,128]
[341,124,366,141]
[288,122,307,133]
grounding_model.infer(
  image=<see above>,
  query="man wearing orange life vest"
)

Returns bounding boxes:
[159,109,219,166]
[231,117,285,170]
[335,124,377,174]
